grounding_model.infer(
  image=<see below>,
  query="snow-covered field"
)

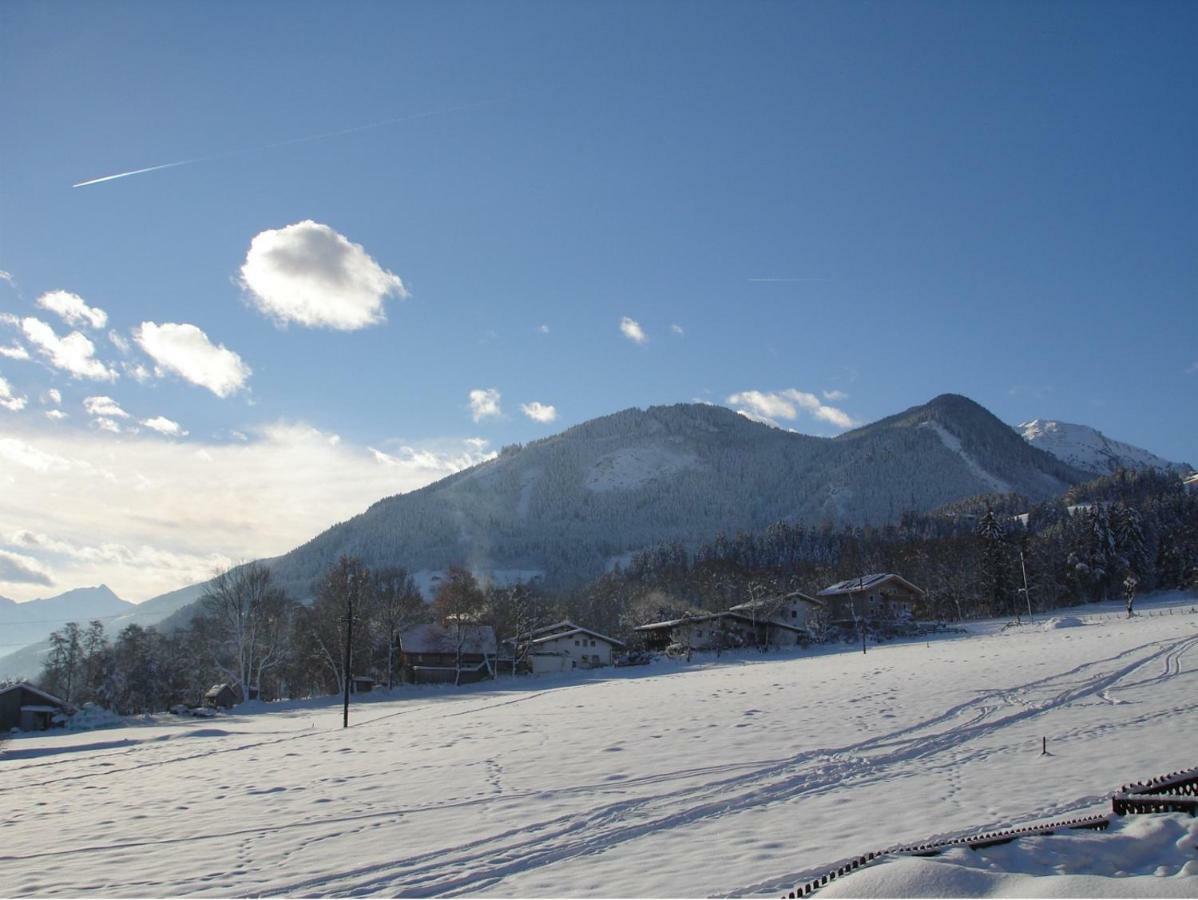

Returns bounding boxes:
[3,593,1197,898]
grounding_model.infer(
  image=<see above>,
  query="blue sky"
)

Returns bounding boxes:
[0,1,1195,601]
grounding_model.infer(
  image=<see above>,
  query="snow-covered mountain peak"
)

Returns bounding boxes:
[1017,419,1192,477]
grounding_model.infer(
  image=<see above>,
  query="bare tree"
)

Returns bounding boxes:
[371,566,425,688]
[488,583,549,675]
[199,561,293,701]
[433,567,487,685]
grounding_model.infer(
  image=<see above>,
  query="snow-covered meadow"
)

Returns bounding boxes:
[2,593,1197,898]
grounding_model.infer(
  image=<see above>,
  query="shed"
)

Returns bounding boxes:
[0,683,75,732]
[351,676,375,693]
[203,683,242,709]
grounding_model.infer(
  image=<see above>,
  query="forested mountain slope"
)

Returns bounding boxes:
[259,394,1090,597]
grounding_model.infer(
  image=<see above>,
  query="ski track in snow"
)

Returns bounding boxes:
[2,601,1197,898]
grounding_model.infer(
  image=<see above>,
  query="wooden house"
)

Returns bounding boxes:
[0,682,75,732]
[634,607,812,653]
[400,623,498,684]
[816,574,924,629]
[507,620,625,674]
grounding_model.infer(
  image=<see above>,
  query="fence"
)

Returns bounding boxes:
[784,766,1198,898]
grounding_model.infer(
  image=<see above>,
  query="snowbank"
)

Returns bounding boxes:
[820,813,1198,898]
[1041,616,1085,631]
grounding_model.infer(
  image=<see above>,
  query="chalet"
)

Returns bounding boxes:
[400,623,498,684]
[507,620,625,674]
[817,573,924,628]
[204,683,242,709]
[728,590,824,633]
[0,682,75,732]
[634,605,813,653]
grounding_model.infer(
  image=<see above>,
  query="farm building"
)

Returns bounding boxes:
[817,573,924,629]
[400,623,498,684]
[728,590,824,633]
[506,621,625,674]
[0,682,74,732]
[635,608,812,653]
[204,683,242,709]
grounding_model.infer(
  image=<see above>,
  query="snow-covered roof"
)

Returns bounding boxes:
[729,590,823,613]
[0,682,72,709]
[818,573,924,597]
[526,628,625,648]
[635,610,812,634]
[401,623,497,655]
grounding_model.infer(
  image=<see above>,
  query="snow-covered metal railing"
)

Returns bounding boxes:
[784,764,1198,898]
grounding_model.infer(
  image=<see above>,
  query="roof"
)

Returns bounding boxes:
[401,622,497,656]
[728,590,823,613]
[0,682,72,709]
[526,628,625,648]
[818,573,924,597]
[634,610,811,634]
[634,612,724,631]
[205,683,236,698]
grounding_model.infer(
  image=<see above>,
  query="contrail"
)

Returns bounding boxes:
[73,99,502,188]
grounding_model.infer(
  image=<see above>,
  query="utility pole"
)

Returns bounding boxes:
[342,571,355,729]
[1018,549,1033,622]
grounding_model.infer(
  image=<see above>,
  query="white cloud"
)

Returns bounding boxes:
[44,388,62,406]
[15,317,118,381]
[726,388,858,431]
[521,401,557,423]
[823,389,848,401]
[0,342,30,360]
[141,416,188,437]
[134,322,251,397]
[108,330,131,354]
[45,409,68,421]
[536,324,550,334]
[239,220,407,330]
[83,395,130,419]
[671,323,685,336]
[0,422,496,600]
[0,548,54,587]
[369,438,495,474]
[35,290,108,329]
[0,375,28,412]
[468,387,502,422]
[619,316,648,344]
[0,270,15,287]
[93,417,124,434]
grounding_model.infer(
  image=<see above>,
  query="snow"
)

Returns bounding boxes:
[920,420,1013,494]
[1041,616,1085,631]
[2,592,1196,898]
[584,443,699,492]
[1018,418,1192,476]
[820,813,1198,898]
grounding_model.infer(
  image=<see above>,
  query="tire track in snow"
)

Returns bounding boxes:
[260,632,1198,898]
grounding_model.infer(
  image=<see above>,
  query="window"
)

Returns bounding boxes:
[574,640,580,646]
[590,639,596,647]
[791,610,797,618]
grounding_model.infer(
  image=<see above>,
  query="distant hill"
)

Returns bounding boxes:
[0,582,206,682]
[1018,419,1192,477]
[0,586,132,655]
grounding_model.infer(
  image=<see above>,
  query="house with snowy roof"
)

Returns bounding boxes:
[0,682,75,732]
[400,622,498,684]
[634,594,818,653]
[817,573,924,628]
[505,620,626,674]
